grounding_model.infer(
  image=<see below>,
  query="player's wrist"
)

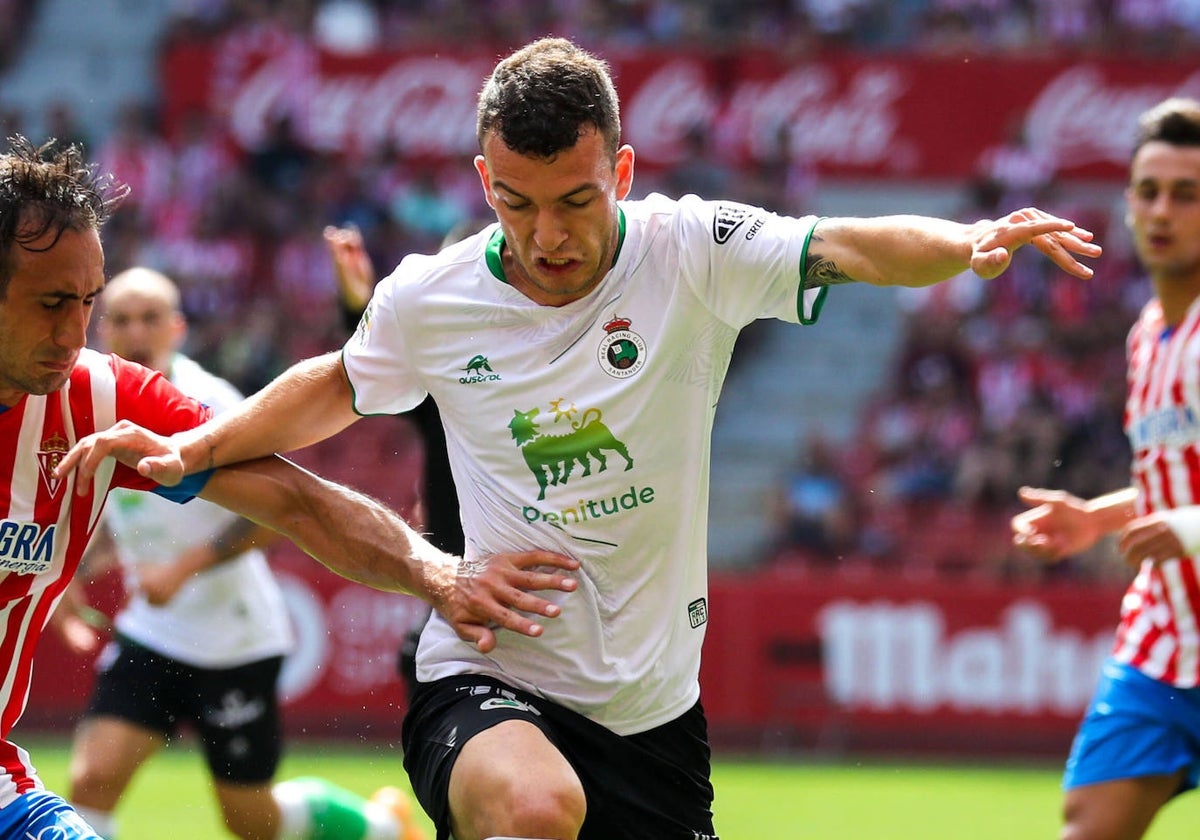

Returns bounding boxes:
[1162,507,1200,555]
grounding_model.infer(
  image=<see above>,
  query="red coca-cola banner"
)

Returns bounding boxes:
[161,36,1200,181]
[25,560,1126,758]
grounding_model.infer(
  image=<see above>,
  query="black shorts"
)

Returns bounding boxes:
[401,675,718,840]
[86,636,284,783]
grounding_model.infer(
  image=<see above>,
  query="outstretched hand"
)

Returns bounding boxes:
[427,550,580,653]
[1010,486,1098,562]
[54,420,191,494]
[970,207,1102,280]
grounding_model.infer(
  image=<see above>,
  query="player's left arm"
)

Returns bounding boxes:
[194,454,440,594]
[195,454,579,652]
[134,518,280,606]
[804,207,1100,288]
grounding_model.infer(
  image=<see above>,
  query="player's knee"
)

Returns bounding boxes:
[219,804,275,840]
[67,753,121,804]
[487,778,585,839]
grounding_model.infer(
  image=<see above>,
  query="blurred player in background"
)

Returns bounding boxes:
[324,224,469,694]
[51,266,425,840]
[0,134,484,838]
[59,37,1101,840]
[1013,97,1200,840]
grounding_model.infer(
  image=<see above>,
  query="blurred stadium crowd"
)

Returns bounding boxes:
[1,0,1180,581]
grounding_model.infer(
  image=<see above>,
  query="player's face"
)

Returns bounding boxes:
[1127,140,1200,283]
[476,125,634,306]
[0,227,104,406]
[99,285,184,373]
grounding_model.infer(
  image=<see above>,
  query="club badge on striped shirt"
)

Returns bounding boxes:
[37,433,69,497]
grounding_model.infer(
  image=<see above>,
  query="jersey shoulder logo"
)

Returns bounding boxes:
[596,315,646,379]
[713,203,752,244]
[508,401,634,500]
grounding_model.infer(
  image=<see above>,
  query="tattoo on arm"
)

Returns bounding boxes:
[804,242,855,288]
[210,517,260,562]
[203,431,216,471]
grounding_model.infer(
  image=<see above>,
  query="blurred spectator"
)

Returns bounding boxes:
[0,0,35,70]
[769,430,859,562]
[312,0,380,53]
[95,101,174,226]
[663,122,735,200]
[42,100,91,155]
[975,114,1057,210]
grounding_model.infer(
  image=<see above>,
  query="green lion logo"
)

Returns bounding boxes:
[508,405,633,500]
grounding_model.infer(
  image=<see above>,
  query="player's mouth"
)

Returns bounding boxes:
[538,256,579,271]
[1146,232,1173,251]
[39,357,74,375]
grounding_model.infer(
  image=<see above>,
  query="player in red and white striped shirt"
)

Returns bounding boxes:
[0,138,461,838]
[1013,97,1200,840]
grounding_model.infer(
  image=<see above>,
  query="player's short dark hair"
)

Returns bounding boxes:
[1133,97,1200,157]
[476,37,621,162]
[0,135,126,297]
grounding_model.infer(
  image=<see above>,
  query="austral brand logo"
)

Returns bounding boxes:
[459,354,501,384]
[37,432,69,497]
[713,203,753,244]
[509,400,633,501]
[597,315,646,379]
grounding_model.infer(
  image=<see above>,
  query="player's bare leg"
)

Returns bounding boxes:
[68,716,165,837]
[448,720,585,840]
[1061,773,1183,840]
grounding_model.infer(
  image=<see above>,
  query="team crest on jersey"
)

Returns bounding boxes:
[37,432,69,497]
[597,315,646,379]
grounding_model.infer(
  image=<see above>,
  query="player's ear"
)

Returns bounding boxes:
[615,144,634,200]
[475,155,495,209]
[173,311,187,349]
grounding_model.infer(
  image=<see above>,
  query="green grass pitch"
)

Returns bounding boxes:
[17,736,1199,838]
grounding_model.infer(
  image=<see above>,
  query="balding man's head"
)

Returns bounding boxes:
[100,267,185,373]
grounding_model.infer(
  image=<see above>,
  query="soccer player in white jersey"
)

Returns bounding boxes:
[0,138,514,839]
[51,267,425,840]
[1013,97,1200,840]
[60,38,1101,840]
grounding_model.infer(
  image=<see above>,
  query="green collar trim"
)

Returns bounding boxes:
[484,208,628,284]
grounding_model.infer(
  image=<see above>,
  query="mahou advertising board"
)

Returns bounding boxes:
[702,568,1125,757]
[160,35,1200,180]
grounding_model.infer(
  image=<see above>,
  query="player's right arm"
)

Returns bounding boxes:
[1011,485,1138,562]
[58,351,357,487]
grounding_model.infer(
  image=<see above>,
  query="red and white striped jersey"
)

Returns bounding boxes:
[0,349,211,804]
[1117,297,1200,686]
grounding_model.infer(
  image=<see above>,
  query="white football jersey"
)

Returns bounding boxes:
[105,354,294,667]
[344,193,823,734]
